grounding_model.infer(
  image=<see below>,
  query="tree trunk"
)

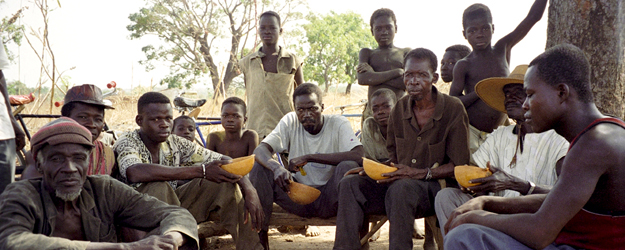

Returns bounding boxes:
[546,0,625,119]
[345,82,352,95]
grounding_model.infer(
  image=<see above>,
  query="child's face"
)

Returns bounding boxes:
[371,95,394,127]
[371,15,396,47]
[463,17,494,50]
[259,15,282,46]
[221,103,246,133]
[173,119,195,142]
[440,51,461,83]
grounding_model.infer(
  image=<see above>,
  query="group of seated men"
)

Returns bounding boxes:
[0,43,623,250]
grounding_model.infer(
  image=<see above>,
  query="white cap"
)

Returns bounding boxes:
[0,39,10,70]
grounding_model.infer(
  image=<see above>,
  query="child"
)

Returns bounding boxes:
[357,8,410,123]
[449,0,547,154]
[172,115,196,142]
[238,11,303,139]
[207,97,259,158]
[440,45,471,83]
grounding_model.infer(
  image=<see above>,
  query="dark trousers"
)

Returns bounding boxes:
[249,160,359,230]
[0,139,16,194]
[333,174,441,250]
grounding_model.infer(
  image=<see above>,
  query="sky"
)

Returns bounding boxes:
[0,0,549,91]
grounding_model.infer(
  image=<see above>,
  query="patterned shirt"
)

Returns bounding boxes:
[114,130,223,189]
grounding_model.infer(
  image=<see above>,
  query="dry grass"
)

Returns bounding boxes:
[16,81,452,143]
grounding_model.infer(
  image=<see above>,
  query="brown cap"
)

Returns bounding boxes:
[30,117,94,160]
[63,84,114,109]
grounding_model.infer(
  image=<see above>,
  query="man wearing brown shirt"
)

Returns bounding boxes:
[334,48,470,250]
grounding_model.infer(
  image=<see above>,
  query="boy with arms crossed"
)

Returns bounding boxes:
[450,0,547,154]
[207,97,259,158]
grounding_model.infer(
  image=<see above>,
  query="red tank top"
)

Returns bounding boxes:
[554,117,625,250]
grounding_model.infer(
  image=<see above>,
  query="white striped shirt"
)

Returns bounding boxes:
[472,125,569,197]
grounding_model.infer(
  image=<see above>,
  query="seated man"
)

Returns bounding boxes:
[334,48,470,250]
[434,64,569,237]
[0,118,198,249]
[114,92,263,250]
[22,84,116,178]
[207,96,259,158]
[173,115,196,142]
[250,83,363,249]
[445,44,625,249]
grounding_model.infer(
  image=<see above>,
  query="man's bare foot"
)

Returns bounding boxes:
[305,225,320,237]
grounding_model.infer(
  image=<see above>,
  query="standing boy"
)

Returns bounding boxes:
[449,0,547,154]
[357,8,410,122]
[440,45,471,83]
[207,97,259,158]
[238,11,303,139]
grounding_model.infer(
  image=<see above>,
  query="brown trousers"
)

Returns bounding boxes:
[137,179,262,250]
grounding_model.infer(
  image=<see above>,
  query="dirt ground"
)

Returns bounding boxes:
[203,218,431,250]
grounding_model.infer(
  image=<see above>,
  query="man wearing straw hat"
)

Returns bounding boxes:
[0,117,199,249]
[434,65,569,237]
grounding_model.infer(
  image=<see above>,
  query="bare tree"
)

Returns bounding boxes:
[546,0,624,119]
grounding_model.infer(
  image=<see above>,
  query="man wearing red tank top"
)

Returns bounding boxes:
[444,44,625,250]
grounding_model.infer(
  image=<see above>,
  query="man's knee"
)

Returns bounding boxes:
[386,179,423,201]
[434,188,461,210]
[444,224,486,249]
[249,162,272,184]
[336,160,359,175]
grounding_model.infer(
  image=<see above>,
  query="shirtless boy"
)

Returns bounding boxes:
[450,0,547,154]
[440,45,471,83]
[207,97,259,158]
[173,115,196,142]
[358,8,410,121]
[445,44,625,250]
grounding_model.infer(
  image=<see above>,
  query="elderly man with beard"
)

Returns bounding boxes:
[249,83,363,249]
[0,117,198,249]
[434,65,569,238]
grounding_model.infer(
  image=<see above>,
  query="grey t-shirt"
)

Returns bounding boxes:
[263,112,361,187]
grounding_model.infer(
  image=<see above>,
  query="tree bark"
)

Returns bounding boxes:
[546,0,625,119]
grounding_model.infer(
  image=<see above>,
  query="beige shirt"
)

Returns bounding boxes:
[361,117,389,161]
[238,47,302,138]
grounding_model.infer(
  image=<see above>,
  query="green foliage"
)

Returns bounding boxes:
[301,11,376,92]
[0,1,25,62]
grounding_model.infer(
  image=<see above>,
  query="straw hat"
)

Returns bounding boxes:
[475,65,528,113]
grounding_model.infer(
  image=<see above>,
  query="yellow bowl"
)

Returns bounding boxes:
[454,165,492,188]
[362,157,397,180]
[288,182,321,205]
[221,155,255,176]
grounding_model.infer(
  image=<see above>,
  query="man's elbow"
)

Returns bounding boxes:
[125,166,142,183]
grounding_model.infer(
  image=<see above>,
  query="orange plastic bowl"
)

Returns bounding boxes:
[362,157,397,180]
[288,182,321,205]
[221,154,255,176]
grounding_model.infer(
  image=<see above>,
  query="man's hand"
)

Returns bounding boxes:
[273,167,292,193]
[377,163,426,184]
[466,163,519,194]
[356,63,374,73]
[344,167,365,177]
[444,196,490,233]
[445,209,495,234]
[124,233,183,250]
[243,188,264,232]
[203,160,241,183]
[287,155,308,172]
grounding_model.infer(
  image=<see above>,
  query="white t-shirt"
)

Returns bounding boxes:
[263,112,361,187]
[0,39,14,140]
[472,125,569,197]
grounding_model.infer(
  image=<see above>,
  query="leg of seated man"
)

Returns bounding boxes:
[135,181,181,206]
[434,187,473,237]
[445,224,578,250]
[175,178,263,250]
[334,174,387,250]
[386,179,440,249]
